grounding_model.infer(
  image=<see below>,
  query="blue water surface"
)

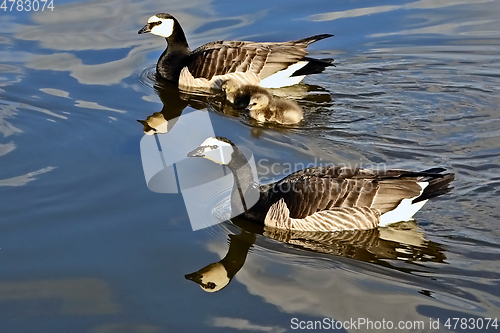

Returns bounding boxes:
[0,0,499,332]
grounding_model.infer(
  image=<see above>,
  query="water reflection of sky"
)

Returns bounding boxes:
[0,0,496,88]
[5,0,263,85]
[197,226,494,333]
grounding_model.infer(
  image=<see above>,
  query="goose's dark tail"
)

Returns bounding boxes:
[290,34,335,77]
[295,34,334,45]
[292,57,335,76]
[413,168,455,203]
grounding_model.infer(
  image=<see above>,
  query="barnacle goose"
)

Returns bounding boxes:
[187,137,455,232]
[138,13,334,91]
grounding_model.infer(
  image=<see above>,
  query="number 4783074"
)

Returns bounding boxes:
[1,0,55,11]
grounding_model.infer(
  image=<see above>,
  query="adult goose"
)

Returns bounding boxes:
[138,13,334,91]
[187,137,455,232]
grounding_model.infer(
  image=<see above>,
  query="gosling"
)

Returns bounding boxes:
[221,79,271,109]
[247,92,303,125]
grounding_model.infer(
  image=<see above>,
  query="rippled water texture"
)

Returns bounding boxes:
[1,0,499,332]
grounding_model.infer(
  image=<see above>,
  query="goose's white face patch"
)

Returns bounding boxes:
[197,262,230,293]
[196,137,234,165]
[148,16,174,38]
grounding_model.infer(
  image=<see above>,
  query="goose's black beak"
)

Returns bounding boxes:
[185,272,202,284]
[187,146,205,158]
[138,25,151,34]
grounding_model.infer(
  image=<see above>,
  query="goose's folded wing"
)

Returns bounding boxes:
[188,40,312,80]
[264,198,380,231]
[266,166,425,219]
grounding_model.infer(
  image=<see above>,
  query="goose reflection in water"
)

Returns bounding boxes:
[185,219,446,292]
[137,80,218,135]
[185,228,256,293]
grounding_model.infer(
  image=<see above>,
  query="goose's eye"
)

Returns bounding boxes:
[211,145,218,149]
[206,282,216,289]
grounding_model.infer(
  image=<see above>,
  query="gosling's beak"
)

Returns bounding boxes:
[187,146,206,158]
[138,24,151,34]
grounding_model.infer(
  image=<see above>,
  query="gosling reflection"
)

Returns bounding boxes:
[185,230,255,292]
[186,221,446,292]
[137,80,215,135]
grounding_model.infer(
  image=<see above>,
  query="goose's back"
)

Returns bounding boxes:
[258,166,428,219]
[187,40,311,81]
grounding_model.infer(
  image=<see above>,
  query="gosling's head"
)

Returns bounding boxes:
[246,92,270,111]
[221,80,241,104]
[221,79,240,95]
[187,137,234,165]
[138,13,176,38]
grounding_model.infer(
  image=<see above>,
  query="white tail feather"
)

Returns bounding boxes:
[379,182,429,226]
[260,61,308,88]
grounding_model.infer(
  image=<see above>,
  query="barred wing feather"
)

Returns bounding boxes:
[187,36,330,81]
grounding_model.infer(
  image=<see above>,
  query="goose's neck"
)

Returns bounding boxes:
[166,20,190,51]
[220,233,255,278]
[225,148,259,214]
[157,19,191,82]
